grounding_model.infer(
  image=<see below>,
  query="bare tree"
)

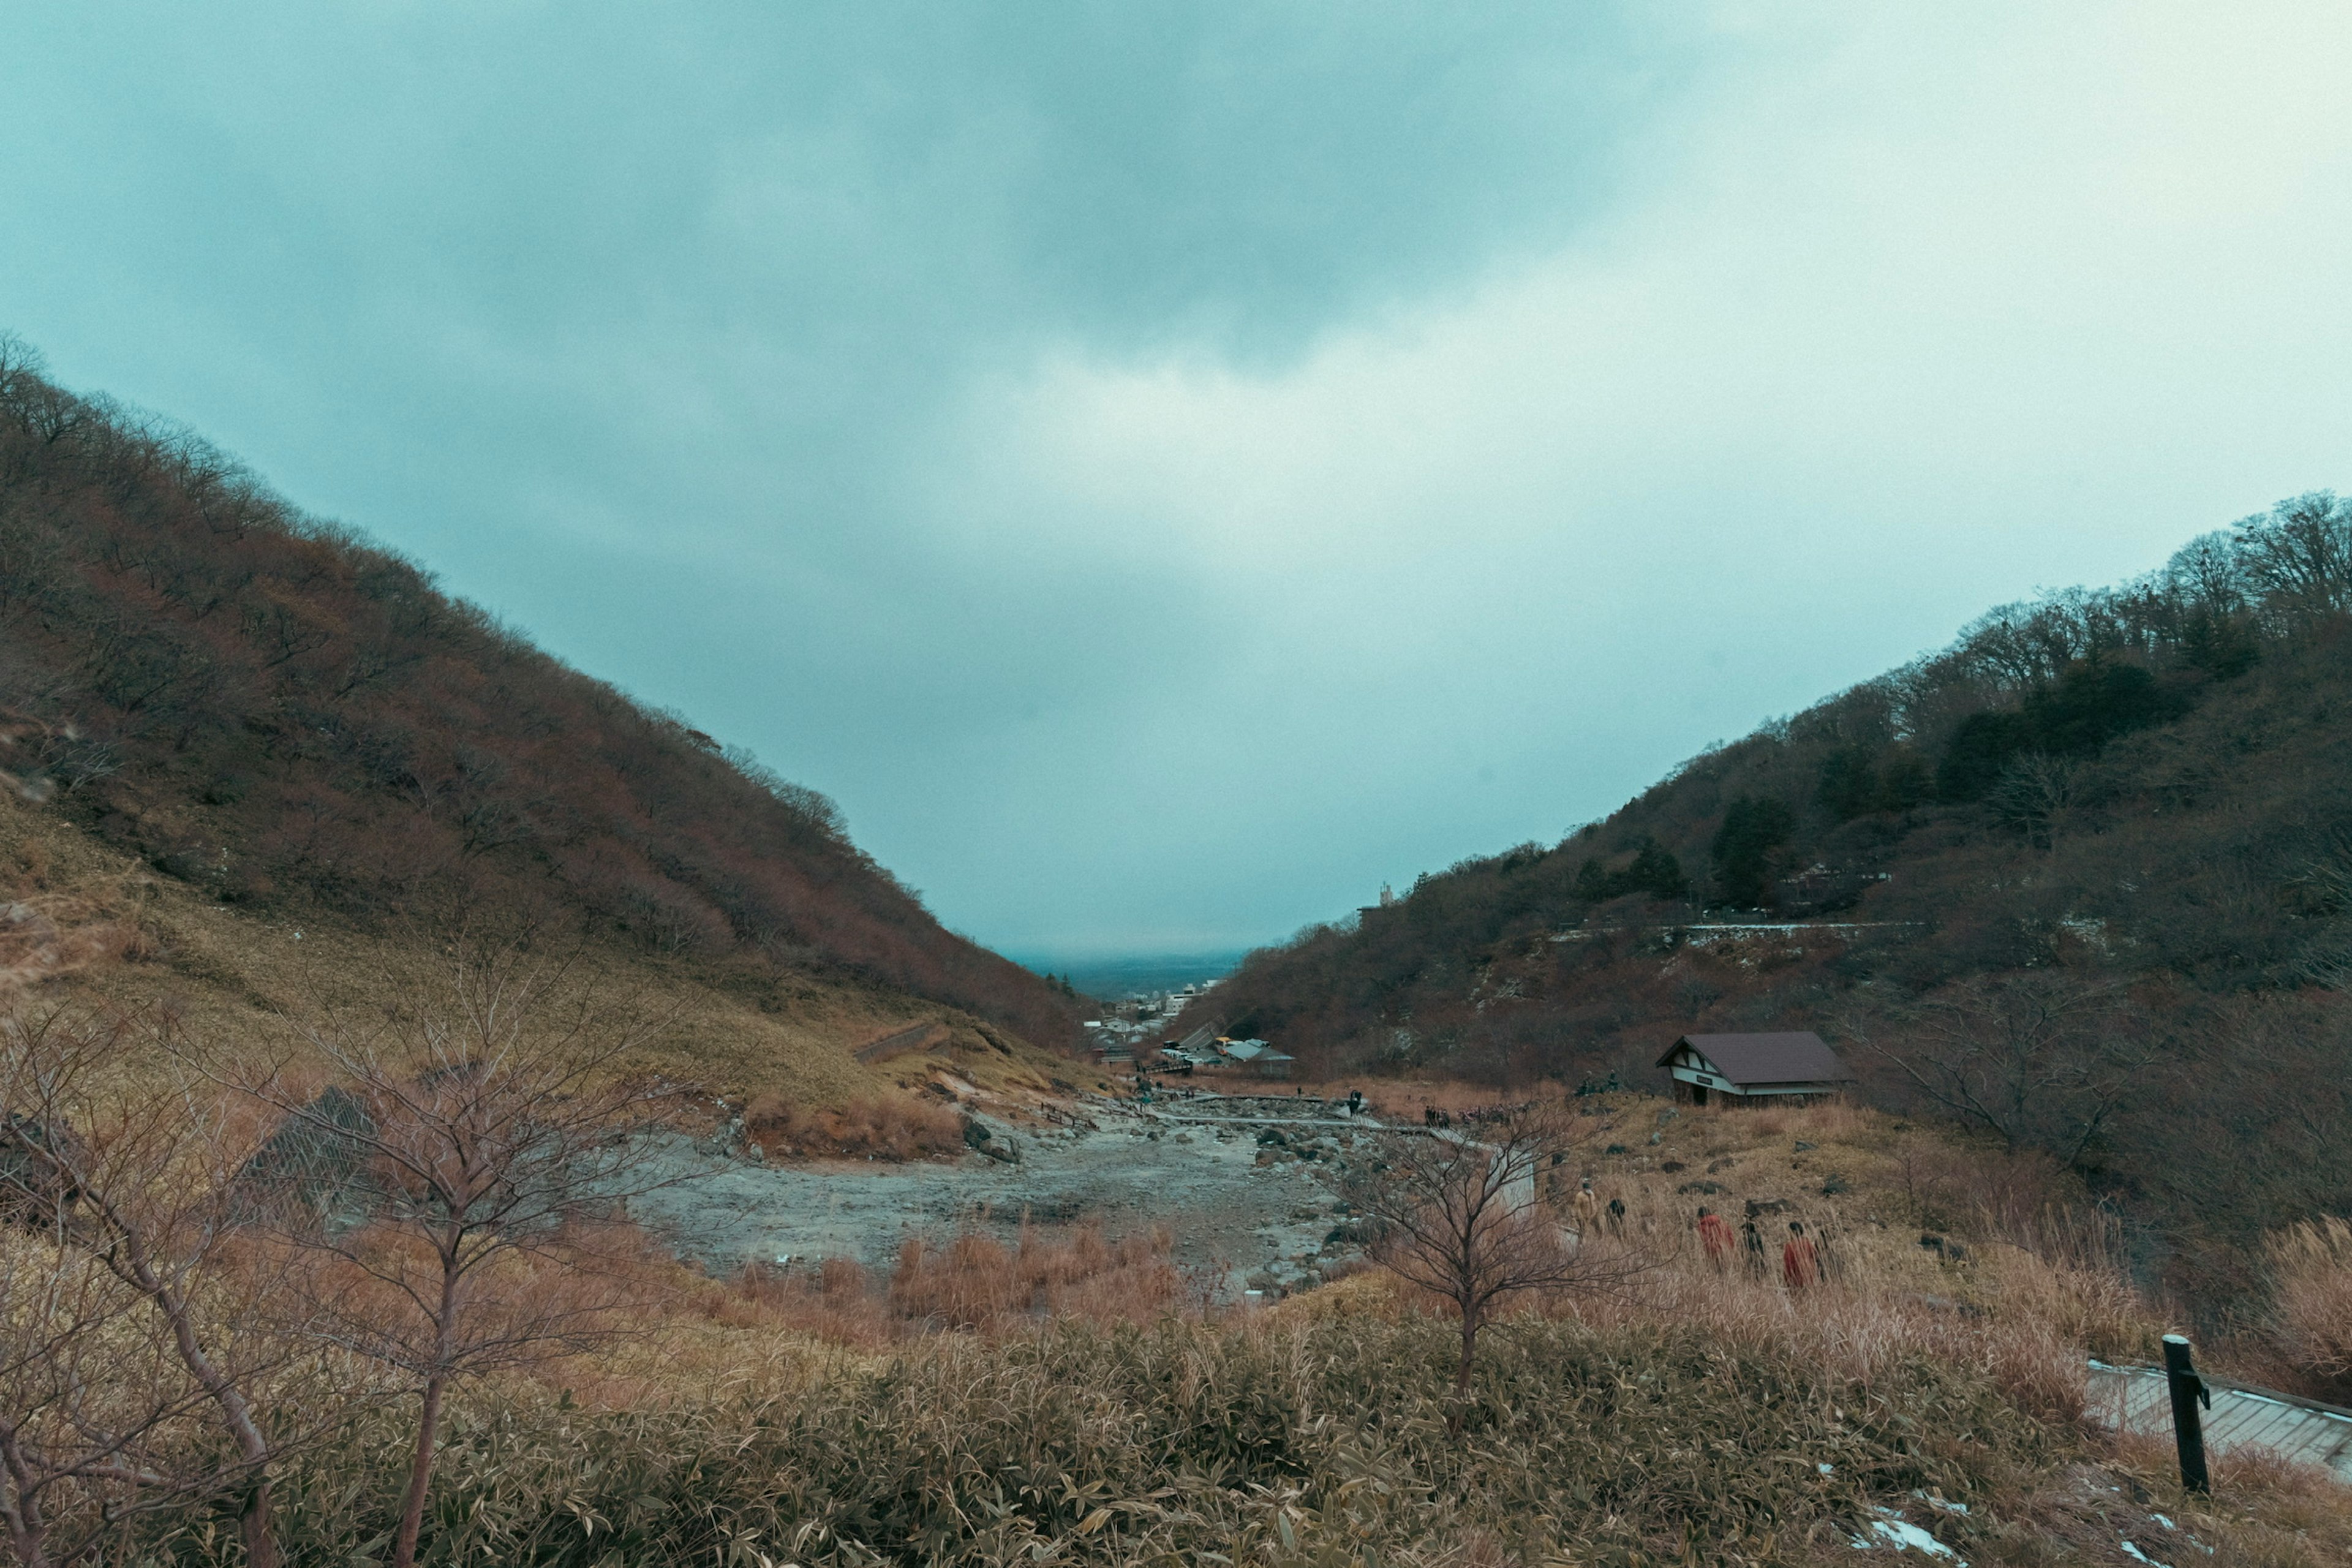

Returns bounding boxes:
[0,1005,293,1568]
[2234,491,2352,622]
[1349,1109,1643,1403]
[1863,975,2155,1164]
[1988,752,2084,853]
[217,945,677,1568]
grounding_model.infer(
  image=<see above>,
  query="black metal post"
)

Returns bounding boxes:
[2162,1333,2211,1494]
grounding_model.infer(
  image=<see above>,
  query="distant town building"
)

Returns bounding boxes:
[1656,1031,1856,1106]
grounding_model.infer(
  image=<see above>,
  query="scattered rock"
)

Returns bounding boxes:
[1676,1180,1725,1196]
[1659,1160,1687,1172]
[1745,1197,1793,1218]
[1793,1140,1817,1152]
[1706,1157,1738,1174]
[231,1087,381,1227]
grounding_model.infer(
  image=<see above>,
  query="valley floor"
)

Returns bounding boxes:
[631,1090,1366,1296]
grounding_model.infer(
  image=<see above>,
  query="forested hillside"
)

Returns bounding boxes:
[0,336,1077,1050]
[1200,493,2352,1298]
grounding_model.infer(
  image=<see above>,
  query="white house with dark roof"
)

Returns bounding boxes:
[1655,1031,1856,1105]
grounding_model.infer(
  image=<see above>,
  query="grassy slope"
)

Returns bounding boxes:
[15,854,2350,1564]
[104,1088,2352,1566]
[0,790,1092,1114]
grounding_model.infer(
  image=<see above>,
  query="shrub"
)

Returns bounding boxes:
[2266,1217,2352,1397]
[744,1092,963,1160]
[728,1224,1190,1341]
[132,1316,2056,1566]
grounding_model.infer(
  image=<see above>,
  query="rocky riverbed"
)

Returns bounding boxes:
[628,1091,1379,1298]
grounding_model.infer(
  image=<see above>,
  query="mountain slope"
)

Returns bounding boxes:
[0,335,1077,1055]
[1197,492,2352,1298]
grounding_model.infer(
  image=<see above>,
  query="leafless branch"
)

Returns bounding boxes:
[1348,1106,1649,1404]
[183,937,683,1568]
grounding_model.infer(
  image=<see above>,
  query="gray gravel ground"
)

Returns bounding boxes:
[627,1093,1376,1297]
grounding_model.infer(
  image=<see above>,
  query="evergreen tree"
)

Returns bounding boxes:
[1711,796,1793,908]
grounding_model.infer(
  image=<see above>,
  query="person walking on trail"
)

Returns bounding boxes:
[1740,1219,1768,1280]
[1782,1219,1820,1288]
[1696,1207,1734,1268]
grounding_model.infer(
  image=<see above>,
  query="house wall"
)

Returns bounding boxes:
[1668,1066,1845,1103]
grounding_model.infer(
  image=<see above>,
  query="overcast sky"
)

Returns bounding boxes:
[6,3,2351,958]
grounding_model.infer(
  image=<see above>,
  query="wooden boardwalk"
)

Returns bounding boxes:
[2089,1359,2352,1482]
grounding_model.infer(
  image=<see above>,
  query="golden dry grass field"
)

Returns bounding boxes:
[10,796,2352,1566]
[0,790,1096,1125]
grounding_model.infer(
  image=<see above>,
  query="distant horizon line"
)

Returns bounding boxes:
[1002,946,1255,967]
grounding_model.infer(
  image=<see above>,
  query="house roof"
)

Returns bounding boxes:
[1656,1031,1856,1086]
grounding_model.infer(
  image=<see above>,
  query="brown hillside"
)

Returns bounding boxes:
[1197,493,2352,1306]
[0,785,1086,1127]
[0,336,1077,1055]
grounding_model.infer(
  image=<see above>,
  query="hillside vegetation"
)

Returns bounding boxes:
[0,790,1081,1130]
[0,336,1077,1059]
[10,816,2352,1563]
[24,1073,2352,1567]
[1200,493,2352,1302]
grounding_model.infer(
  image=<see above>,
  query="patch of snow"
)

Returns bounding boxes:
[1850,1508,1962,1561]
[2119,1542,2169,1568]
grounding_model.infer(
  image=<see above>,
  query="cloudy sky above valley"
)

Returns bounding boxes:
[6,2,2351,957]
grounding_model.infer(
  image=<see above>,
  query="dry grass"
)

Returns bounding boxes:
[679,1223,1199,1348]
[2261,1216,2352,1396]
[10,854,2352,1564]
[0,793,1085,1129]
[22,1067,2352,1565]
[743,1090,965,1160]
[886,1226,1188,1330]
[1396,1090,2180,1431]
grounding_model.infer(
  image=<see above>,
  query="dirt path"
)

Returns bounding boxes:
[628,1093,1376,1297]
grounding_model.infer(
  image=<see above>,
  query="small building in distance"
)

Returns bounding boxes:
[1656,1031,1855,1105]
[1145,1032,1294,1079]
[1220,1038,1296,1079]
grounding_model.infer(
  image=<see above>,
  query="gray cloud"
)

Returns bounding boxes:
[5,2,2350,954]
